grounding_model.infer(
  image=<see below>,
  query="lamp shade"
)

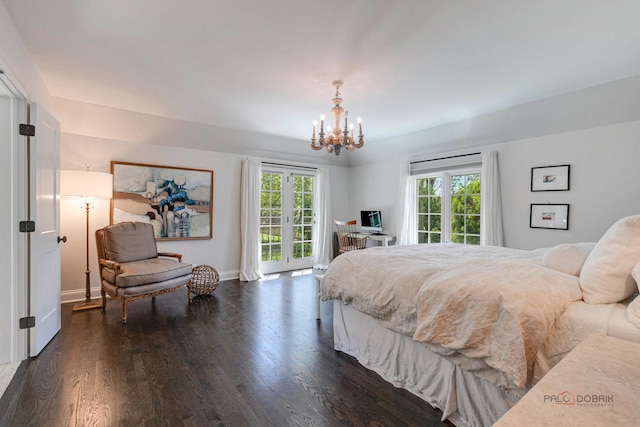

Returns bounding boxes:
[60,170,113,199]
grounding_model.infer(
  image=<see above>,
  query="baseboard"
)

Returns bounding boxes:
[60,269,241,303]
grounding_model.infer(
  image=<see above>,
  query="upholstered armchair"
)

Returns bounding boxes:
[95,221,193,323]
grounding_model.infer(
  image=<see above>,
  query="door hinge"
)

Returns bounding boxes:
[19,124,35,137]
[19,220,36,232]
[19,316,36,329]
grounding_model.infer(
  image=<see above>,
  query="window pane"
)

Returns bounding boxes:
[418,196,428,213]
[293,243,302,258]
[451,195,465,214]
[467,215,480,235]
[418,214,428,231]
[451,214,465,234]
[260,227,269,243]
[431,178,442,196]
[417,179,428,196]
[272,174,282,191]
[430,233,441,243]
[418,232,429,243]
[261,246,270,262]
[303,193,312,209]
[451,234,464,243]
[272,244,282,261]
[429,214,441,231]
[466,235,480,245]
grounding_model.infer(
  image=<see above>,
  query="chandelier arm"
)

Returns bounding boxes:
[310,137,323,151]
[351,135,364,149]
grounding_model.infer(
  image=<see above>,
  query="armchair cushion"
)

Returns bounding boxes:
[103,222,158,263]
[101,258,192,288]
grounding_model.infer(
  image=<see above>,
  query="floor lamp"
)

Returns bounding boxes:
[61,167,113,312]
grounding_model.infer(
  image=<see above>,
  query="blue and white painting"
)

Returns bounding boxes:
[111,161,213,240]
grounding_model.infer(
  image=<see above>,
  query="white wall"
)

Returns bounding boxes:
[60,133,350,300]
[349,120,640,250]
[499,121,640,249]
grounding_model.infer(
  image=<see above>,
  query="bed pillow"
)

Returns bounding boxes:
[543,242,596,276]
[579,215,640,304]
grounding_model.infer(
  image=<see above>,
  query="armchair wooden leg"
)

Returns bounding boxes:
[101,289,107,310]
[121,300,127,324]
[187,282,193,304]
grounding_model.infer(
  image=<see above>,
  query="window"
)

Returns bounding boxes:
[260,166,315,273]
[260,172,283,263]
[415,169,481,245]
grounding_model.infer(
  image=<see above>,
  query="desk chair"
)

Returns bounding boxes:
[334,220,368,253]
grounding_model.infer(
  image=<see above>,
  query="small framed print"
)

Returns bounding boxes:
[531,165,570,191]
[530,204,569,230]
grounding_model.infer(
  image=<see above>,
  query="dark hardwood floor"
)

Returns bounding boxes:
[0,270,452,427]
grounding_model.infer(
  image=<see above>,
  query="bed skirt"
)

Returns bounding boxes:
[332,301,523,427]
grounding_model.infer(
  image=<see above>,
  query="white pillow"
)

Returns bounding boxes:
[543,242,596,276]
[580,215,640,304]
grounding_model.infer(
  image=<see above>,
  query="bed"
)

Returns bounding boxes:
[320,215,640,427]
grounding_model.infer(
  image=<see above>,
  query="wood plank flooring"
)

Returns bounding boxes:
[0,271,452,427]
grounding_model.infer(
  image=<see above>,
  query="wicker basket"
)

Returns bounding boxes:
[190,265,220,296]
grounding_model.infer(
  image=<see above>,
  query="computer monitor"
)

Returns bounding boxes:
[360,210,382,234]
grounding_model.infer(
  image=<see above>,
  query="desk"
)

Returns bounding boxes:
[494,334,640,426]
[357,233,395,247]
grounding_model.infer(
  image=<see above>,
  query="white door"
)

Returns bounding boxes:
[259,167,315,274]
[30,103,61,356]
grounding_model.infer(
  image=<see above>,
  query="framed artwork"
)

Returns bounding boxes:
[531,164,570,191]
[111,161,214,240]
[530,204,569,230]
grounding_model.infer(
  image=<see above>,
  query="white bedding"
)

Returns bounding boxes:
[321,243,581,389]
[334,297,640,427]
[321,243,548,337]
[333,301,521,427]
[413,258,581,389]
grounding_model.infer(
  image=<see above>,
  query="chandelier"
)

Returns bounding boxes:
[311,80,364,155]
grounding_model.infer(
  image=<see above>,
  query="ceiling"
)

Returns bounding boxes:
[4,0,640,146]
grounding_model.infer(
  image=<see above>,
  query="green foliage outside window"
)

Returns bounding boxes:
[416,173,480,245]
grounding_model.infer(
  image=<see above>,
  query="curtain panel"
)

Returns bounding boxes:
[239,158,264,281]
[312,168,333,269]
[480,150,504,246]
[395,162,416,245]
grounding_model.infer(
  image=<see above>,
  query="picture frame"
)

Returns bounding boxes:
[531,164,570,192]
[111,161,214,240]
[530,204,569,230]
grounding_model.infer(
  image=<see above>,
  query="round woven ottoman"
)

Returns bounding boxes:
[190,265,220,296]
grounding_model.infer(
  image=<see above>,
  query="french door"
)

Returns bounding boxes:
[259,166,315,274]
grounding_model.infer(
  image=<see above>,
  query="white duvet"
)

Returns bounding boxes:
[321,244,583,390]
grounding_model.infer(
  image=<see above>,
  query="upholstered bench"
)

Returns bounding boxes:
[95,222,193,323]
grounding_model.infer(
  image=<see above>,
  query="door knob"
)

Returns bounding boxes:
[57,236,67,243]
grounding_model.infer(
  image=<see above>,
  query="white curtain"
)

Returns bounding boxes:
[239,158,264,281]
[312,167,332,269]
[395,162,416,245]
[480,150,504,246]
